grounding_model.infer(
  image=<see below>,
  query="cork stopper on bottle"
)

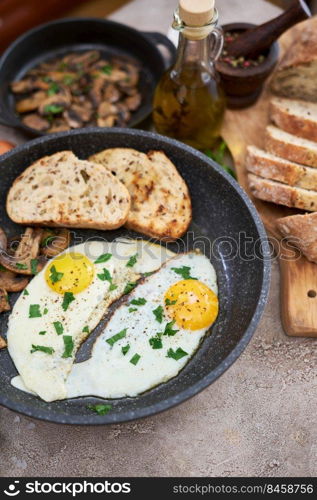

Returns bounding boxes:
[179,0,215,27]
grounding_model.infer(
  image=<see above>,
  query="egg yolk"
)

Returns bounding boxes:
[165,280,218,331]
[45,252,94,294]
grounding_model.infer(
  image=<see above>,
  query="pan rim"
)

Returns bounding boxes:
[0,127,271,425]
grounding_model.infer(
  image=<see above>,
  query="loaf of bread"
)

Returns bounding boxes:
[89,148,192,240]
[7,151,131,230]
[265,125,317,168]
[276,212,317,264]
[271,17,317,102]
[270,97,317,142]
[246,145,317,190]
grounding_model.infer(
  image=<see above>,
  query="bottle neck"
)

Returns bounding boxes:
[173,32,213,75]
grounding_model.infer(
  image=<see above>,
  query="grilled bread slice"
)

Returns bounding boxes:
[270,97,317,142]
[248,173,317,212]
[246,146,317,191]
[265,125,317,168]
[89,148,192,240]
[6,151,131,230]
[276,212,317,264]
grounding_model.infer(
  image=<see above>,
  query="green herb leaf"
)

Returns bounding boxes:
[124,282,137,295]
[62,335,74,358]
[62,292,75,311]
[122,344,130,356]
[167,347,188,361]
[109,283,118,291]
[38,331,46,336]
[29,304,42,318]
[44,104,64,115]
[153,305,164,323]
[130,353,141,366]
[106,328,127,347]
[143,271,154,277]
[126,254,138,267]
[130,298,146,306]
[23,289,29,296]
[171,266,197,280]
[165,298,177,306]
[149,335,163,350]
[31,345,54,355]
[63,75,75,86]
[87,404,112,415]
[97,268,112,282]
[129,307,138,313]
[0,264,7,271]
[53,321,64,335]
[31,259,38,275]
[43,307,48,315]
[101,65,113,75]
[49,265,64,284]
[82,326,90,334]
[163,320,179,337]
[205,142,237,179]
[16,262,28,270]
[47,82,60,96]
[95,253,112,264]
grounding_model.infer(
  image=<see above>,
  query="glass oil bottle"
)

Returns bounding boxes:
[153,0,226,151]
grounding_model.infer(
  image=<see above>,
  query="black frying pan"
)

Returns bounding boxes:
[0,18,176,137]
[0,128,270,425]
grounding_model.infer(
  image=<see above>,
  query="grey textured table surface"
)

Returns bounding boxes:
[0,0,316,478]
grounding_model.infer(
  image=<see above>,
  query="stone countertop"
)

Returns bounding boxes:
[0,0,316,478]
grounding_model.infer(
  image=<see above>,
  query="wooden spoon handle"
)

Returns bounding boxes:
[279,250,317,337]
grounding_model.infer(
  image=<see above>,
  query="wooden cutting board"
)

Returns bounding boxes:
[222,20,317,338]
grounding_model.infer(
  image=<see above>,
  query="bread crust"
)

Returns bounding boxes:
[265,126,317,168]
[276,212,317,264]
[270,98,317,142]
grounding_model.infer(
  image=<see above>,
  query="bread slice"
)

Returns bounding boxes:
[248,173,317,211]
[7,151,131,230]
[246,146,317,191]
[276,212,317,264]
[270,97,317,142]
[265,125,317,168]
[89,148,192,240]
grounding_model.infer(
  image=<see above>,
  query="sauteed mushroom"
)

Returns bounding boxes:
[0,335,6,349]
[0,228,46,275]
[40,228,71,258]
[22,114,50,132]
[0,288,11,313]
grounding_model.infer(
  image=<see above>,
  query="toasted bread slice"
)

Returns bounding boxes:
[265,125,317,168]
[270,97,317,142]
[248,173,317,211]
[276,212,317,264]
[6,151,131,230]
[89,148,192,240]
[246,146,317,191]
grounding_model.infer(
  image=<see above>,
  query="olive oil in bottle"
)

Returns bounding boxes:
[153,0,226,151]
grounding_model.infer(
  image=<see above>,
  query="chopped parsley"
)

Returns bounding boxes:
[44,104,64,115]
[87,404,112,415]
[109,283,118,291]
[82,326,90,334]
[95,253,112,264]
[62,292,75,311]
[171,266,197,280]
[124,282,137,295]
[149,335,163,350]
[106,328,127,347]
[122,344,130,356]
[153,305,164,323]
[62,336,74,358]
[0,264,7,271]
[43,308,48,315]
[23,289,29,296]
[143,271,154,277]
[165,298,177,306]
[16,262,28,270]
[53,321,64,335]
[47,82,60,96]
[97,268,112,282]
[63,75,75,86]
[129,307,138,313]
[126,254,138,267]
[31,259,38,275]
[130,298,146,306]
[162,320,179,337]
[31,345,54,355]
[38,331,46,336]
[167,347,188,361]
[29,304,42,318]
[101,65,113,75]
[130,353,141,366]
[49,265,64,284]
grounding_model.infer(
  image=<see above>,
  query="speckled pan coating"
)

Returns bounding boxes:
[0,128,271,425]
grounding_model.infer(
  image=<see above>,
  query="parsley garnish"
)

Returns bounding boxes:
[31,259,38,275]
[62,292,75,311]
[16,263,28,270]
[87,404,112,415]
[29,304,42,318]
[143,271,154,277]
[62,335,74,358]
[97,268,112,282]
[106,328,127,347]
[153,305,164,323]
[0,264,7,271]
[130,353,141,365]
[129,307,138,313]
[82,326,90,334]
[122,344,130,356]
[31,345,54,355]
[95,253,112,264]
[149,335,163,350]
[53,321,64,335]
[43,307,48,315]
[167,347,188,360]
[63,75,75,86]
[171,266,197,280]
[109,283,118,291]
[47,82,60,96]
[23,289,29,296]
[124,282,137,295]
[165,298,177,306]
[126,254,138,267]
[162,320,179,337]
[130,298,146,306]
[49,265,64,284]
[101,65,113,75]
[39,331,46,336]
[44,104,64,115]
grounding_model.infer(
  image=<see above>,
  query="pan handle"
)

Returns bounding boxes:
[142,31,176,68]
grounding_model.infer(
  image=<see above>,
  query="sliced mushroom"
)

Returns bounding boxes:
[16,91,47,113]
[104,84,121,103]
[63,108,83,129]
[40,228,71,257]
[115,102,131,126]
[0,268,29,292]
[39,88,71,116]
[89,77,105,107]
[0,227,7,251]
[47,119,70,133]
[11,78,50,94]
[125,93,142,111]
[0,228,46,275]
[65,50,100,70]
[98,102,118,118]
[0,288,10,313]
[97,115,116,127]
[0,335,7,350]
[22,113,50,131]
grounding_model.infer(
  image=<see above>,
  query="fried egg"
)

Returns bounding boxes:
[9,239,175,402]
[66,252,218,399]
